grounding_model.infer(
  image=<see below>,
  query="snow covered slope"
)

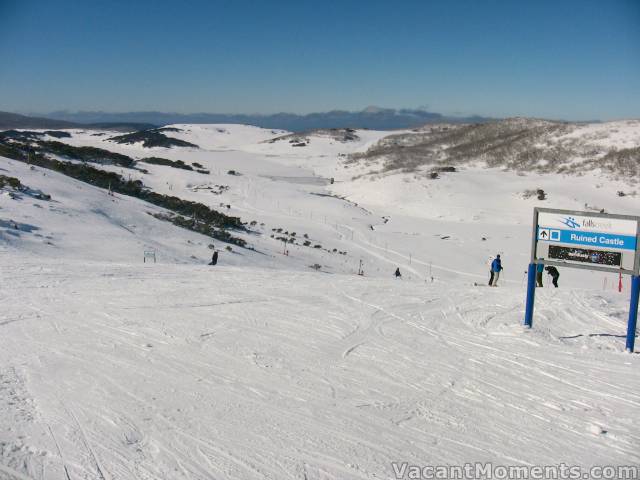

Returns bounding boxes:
[1,119,640,479]
[159,124,289,151]
[1,258,639,479]
[5,120,637,285]
[0,158,284,268]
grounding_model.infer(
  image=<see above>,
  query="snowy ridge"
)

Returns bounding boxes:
[350,118,640,182]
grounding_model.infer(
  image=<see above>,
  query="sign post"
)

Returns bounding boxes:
[526,208,640,351]
[627,276,640,352]
[524,263,536,328]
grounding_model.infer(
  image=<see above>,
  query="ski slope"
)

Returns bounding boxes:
[1,257,639,479]
[1,121,640,479]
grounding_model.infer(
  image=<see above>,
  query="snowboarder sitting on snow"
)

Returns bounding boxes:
[395,267,402,278]
[545,265,560,288]
[536,261,544,287]
[209,251,218,266]
[489,254,503,286]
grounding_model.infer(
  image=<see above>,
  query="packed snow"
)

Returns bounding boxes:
[1,121,639,479]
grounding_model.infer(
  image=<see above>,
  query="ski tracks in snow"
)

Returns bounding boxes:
[2,261,640,478]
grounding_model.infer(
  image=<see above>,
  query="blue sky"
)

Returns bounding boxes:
[1,0,638,120]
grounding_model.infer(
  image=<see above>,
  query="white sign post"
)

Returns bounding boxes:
[143,249,157,263]
[524,208,640,352]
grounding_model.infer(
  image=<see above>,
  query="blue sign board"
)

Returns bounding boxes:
[537,227,636,250]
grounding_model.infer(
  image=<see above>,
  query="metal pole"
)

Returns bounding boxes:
[625,275,639,352]
[524,263,536,328]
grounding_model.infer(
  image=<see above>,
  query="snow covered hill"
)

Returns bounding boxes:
[350,118,640,181]
[1,119,640,479]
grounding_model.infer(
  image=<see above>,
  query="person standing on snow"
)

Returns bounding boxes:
[395,267,402,278]
[209,250,218,266]
[536,261,544,287]
[489,254,503,286]
[545,265,560,288]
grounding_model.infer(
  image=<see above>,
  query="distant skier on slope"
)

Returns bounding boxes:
[395,267,402,279]
[209,250,218,266]
[536,261,544,287]
[489,254,503,286]
[545,265,560,288]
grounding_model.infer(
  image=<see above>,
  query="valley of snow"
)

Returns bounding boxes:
[1,122,639,479]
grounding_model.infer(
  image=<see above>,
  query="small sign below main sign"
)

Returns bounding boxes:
[548,245,622,267]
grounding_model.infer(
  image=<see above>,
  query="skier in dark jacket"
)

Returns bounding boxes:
[545,265,560,288]
[489,254,503,286]
[395,267,401,278]
[209,251,218,266]
[536,262,544,287]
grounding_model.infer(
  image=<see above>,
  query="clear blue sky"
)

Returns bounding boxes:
[1,0,638,120]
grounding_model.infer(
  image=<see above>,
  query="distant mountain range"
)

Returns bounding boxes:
[0,111,80,130]
[0,111,156,131]
[34,107,494,131]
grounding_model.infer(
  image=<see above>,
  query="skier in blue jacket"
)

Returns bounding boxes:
[489,254,503,286]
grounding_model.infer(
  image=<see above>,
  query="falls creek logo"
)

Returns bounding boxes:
[560,216,580,228]
[559,216,613,231]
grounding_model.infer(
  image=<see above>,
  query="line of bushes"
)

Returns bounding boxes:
[38,140,136,168]
[0,130,72,141]
[0,139,246,238]
[109,130,198,148]
[152,213,246,247]
[140,157,194,170]
[139,157,209,174]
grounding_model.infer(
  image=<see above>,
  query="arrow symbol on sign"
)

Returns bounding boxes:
[541,231,548,238]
